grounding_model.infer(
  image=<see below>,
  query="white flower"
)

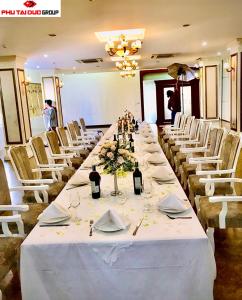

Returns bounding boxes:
[111,145,116,151]
[107,152,114,159]
[118,157,124,164]
[101,149,107,155]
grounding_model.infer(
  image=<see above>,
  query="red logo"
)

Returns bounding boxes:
[24,1,37,8]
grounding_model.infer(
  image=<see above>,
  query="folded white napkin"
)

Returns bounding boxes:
[38,202,71,222]
[151,166,175,181]
[68,173,89,186]
[147,153,166,165]
[94,209,127,231]
[144,136,156,144]
[158,193,187,212]
[145,144,161,153]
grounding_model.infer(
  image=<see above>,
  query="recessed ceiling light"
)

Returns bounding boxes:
[217,52,221,56]
[72,66,76,70]
[43,54,48,58]
[182,24,191,27]
[48,33,56,37]
[36,65,40,69]
[227,47,231,51]
[202,41,207,47]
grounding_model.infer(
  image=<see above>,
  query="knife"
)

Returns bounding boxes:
[39,224,70,227]
[132,217,144,236]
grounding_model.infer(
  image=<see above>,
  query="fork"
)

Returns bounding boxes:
[166,215,192,220]
[89,220,94,236]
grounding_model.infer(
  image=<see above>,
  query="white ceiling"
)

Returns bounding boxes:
[0,0,242,73]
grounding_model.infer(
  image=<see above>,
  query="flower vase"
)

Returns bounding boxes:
[111,171,122,196]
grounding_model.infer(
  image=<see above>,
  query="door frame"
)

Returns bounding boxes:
[155,79,200,125]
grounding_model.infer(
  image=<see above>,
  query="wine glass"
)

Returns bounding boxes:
[143,177,153,213]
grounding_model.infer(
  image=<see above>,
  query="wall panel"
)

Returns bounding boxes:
[205,65,218,119]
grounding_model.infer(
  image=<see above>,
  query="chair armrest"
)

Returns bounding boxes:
[200,177,242,184]
[209,196,242,203]
[51,153,75,159]
[20,179,54,184]
[189,159,222,165]
[32,167,64,172]
[181,147,208,154]
[61,146,84,151]
[0,205,29,212]
[196,169,234,176]
[38,163,68,168]
[10,185,49,192]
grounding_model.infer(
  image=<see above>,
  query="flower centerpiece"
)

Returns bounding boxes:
[99,140,136,195]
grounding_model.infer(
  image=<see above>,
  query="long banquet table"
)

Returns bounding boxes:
[21,124,216,300]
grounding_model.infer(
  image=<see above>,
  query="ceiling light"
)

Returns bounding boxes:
[95,28,145,43]
[116,59,138,71]
[105,34,142,57]
[36,65,40,69]
[120,70,136,79]
[72,66,76,70]
[202,41,207,47]
[227,47,231,52]
[217,52,221,56]
[43,54,48,58]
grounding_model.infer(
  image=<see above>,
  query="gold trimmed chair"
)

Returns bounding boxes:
[56,126,89,161]
[30,136,75,180]
[0,237,23,300]
[67,122,94,152]
[179,128,225,189]
[73,120,97,145]
[79,117,101,140]
[46,130,83,171]
[188,132,241,209]
[198,148,242,250]
[9,146,65,204]
[0,159,47,235]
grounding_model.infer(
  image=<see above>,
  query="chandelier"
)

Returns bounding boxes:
[120,70,136,79]
[116,59,138,71]
[105,34,142,57]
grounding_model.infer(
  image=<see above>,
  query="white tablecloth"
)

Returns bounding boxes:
[21,124,216,300]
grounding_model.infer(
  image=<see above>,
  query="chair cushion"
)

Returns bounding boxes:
[70,157,83,169]
[61,167,75,182]
[0,237,23,281]
[189,174,233,196]
[2,203,48,235]
[23,181,65,203]
[171,145,180,156]
[78,149,89,159]
[182,162,215,179]
[200,196,242,228]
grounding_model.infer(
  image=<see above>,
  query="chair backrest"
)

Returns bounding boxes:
[9,146,39,181]
[73,120,82,136]
[30,136,49,165]
[206,128,218,156]
[0,159,11,207]
[46,131,61,154]
[56,127,69,146]
[235,148,242,196]
[198,121,211,147]
[189,119,200,140]
[179,114,188,131]
[174,112,182,128]
[80,118,86,132]
[220,133,241,172]
[213,128,225,156]
[67,122,77,142]
[184,116,195,135]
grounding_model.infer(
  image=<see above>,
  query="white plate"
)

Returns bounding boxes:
[94,216,130,232]
[159,207,191,215]
[40,216,70,224]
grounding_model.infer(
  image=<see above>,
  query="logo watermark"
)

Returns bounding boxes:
[0,0,61,17]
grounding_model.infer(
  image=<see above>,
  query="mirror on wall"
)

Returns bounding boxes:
[26,83,46,136]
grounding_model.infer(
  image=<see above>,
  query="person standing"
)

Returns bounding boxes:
[43,100,58,131]
[167,89,181,125]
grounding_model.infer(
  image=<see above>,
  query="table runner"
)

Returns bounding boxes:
[21,124,216,300]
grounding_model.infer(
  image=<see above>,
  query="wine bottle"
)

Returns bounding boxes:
[113,134,117,141]
[135,121,139,132]
[89,165,101,199]
[129,134,134,153]
[133,162,142,195]
[132,116,135,125]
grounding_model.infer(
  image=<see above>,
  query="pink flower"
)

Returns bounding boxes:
[107,152,114,159]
